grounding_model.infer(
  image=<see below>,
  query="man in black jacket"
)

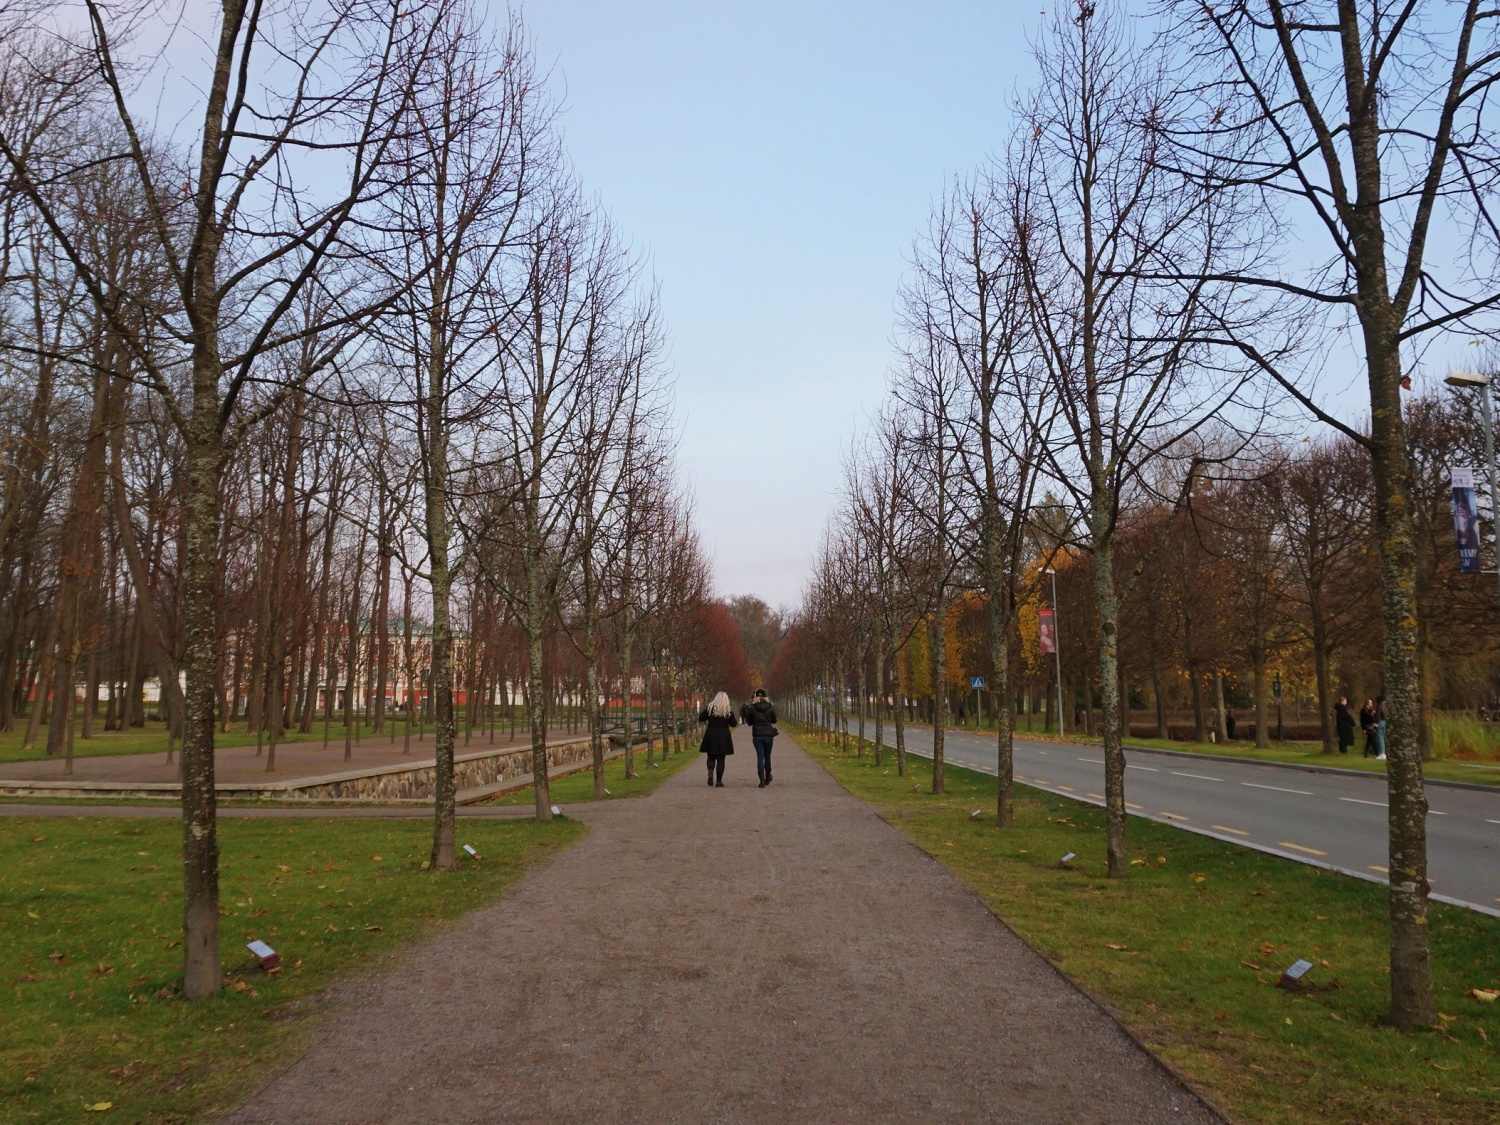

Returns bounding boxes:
[746,689,779,787]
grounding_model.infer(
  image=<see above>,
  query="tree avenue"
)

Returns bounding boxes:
[769,0,1500,1033]
[0,1,748,1000]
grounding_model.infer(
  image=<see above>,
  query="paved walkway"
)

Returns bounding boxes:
[225,729,1219,1124]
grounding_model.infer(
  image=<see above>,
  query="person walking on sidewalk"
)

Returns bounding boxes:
[746,688,779,787]
[699,691,738,787]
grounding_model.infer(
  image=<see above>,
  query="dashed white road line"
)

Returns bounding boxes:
[1242,782,1312,795]
[1077,757,1105,764]
[1126,764,1158,772]
[1171,771,1222,782]
[1339,797,1385,806]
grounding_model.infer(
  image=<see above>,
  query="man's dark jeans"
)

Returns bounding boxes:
[753,736,774,778]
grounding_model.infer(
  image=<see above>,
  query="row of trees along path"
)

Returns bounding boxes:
[768,0,1500,1032]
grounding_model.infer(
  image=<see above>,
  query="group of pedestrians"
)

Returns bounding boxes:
[697,688,779,788]
[1334,694,1387,759]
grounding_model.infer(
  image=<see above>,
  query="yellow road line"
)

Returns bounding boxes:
[1125,802,1143,810]
[1159,812,1189,821]
[1211,825,1249,836]
[1368,865,1389,874]
[1087,792,1104,800]
[1278,841,1327,857]
[1057,785,1075,792]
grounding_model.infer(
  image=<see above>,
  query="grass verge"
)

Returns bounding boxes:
[794,725,1500,1125]
[2,813,584,1122]
[484,742,701,806]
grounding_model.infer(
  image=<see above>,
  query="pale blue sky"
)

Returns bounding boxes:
[523,1,1040,607]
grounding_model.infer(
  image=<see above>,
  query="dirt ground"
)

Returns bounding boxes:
[223,729,1221,1124]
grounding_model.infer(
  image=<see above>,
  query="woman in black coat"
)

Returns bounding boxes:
[699,691,738,787]
[1334,696,1355,754]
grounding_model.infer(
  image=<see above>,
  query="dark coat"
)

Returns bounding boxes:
[698,709,737,756]
[1334,702,1355,744]
[746,699,778,738]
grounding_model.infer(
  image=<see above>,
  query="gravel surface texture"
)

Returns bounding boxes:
[224,729,1222,1124]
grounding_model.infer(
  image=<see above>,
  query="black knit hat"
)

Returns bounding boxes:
[754,688,768,698]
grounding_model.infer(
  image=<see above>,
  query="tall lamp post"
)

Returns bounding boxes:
[1445,369,1500,605]
[1040,566,1064,734]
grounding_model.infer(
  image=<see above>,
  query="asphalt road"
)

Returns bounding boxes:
[886,726,1500,915]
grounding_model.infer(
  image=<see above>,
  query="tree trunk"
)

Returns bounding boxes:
[1092,533,1127,879]
[928,609,946,795]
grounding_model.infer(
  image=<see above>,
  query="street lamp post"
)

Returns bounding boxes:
[1041,566,1064,735]
[1445,369,1500,605]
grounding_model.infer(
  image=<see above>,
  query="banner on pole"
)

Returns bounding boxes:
[1038,607,1057,654]
[1452,466,1483,575]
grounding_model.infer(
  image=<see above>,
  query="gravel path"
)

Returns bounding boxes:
[224,729,1220,1124]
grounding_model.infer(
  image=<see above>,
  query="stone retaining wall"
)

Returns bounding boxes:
[292,738,594,801]
[0,737,594,803]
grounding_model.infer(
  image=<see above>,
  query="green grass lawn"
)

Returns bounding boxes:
[795,725,1500,1125]
[485,740,701,806]
[1,813,584,1123]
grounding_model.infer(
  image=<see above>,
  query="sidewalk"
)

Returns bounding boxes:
[225,728,1220,1124]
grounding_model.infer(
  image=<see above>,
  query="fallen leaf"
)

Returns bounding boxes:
[85,1102,112,1112]
[1104,942,1129,951]
[364,924,383,932]
[231,980,249,992]
[1471,988,1498,1003]
[277,865,290,873]
[1439,1013,1457,1022]
[16,973,37,983]
[1193,874,1206,884]
[87,964,115,978]
[1240,960,1264,971]
[1258,943,1276,956]
[370,855,383,862]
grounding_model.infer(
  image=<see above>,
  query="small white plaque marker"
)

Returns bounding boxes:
[1279,959,1314,989]
[969,809,984,820]
[550,805,562,817]
[462,844,477,857]
[246,940,279,970]
[1058,852,1076,868]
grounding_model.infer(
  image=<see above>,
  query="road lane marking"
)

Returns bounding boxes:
[1242,782,1313,795]
[1087,792,1104,800]
[1126,764,1158,772]
[1159,812,1189,821]
[1078,757,1105,764]
[1489,819,1500,825]
[1368,865,1389,874]
[1171,771,1223,782]
[1430,810,1447,816]
[1279,841,1328,856]
[1125,802,1143,810]
[1340,797,1386,807]
[1211,825,1249,836]
[1056,785,1076,792]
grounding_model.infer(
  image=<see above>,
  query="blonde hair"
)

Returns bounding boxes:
[706,691,733,718]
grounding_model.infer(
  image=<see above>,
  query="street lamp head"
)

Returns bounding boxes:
[1445,369,1491,388]
[1039,566,1056,574]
